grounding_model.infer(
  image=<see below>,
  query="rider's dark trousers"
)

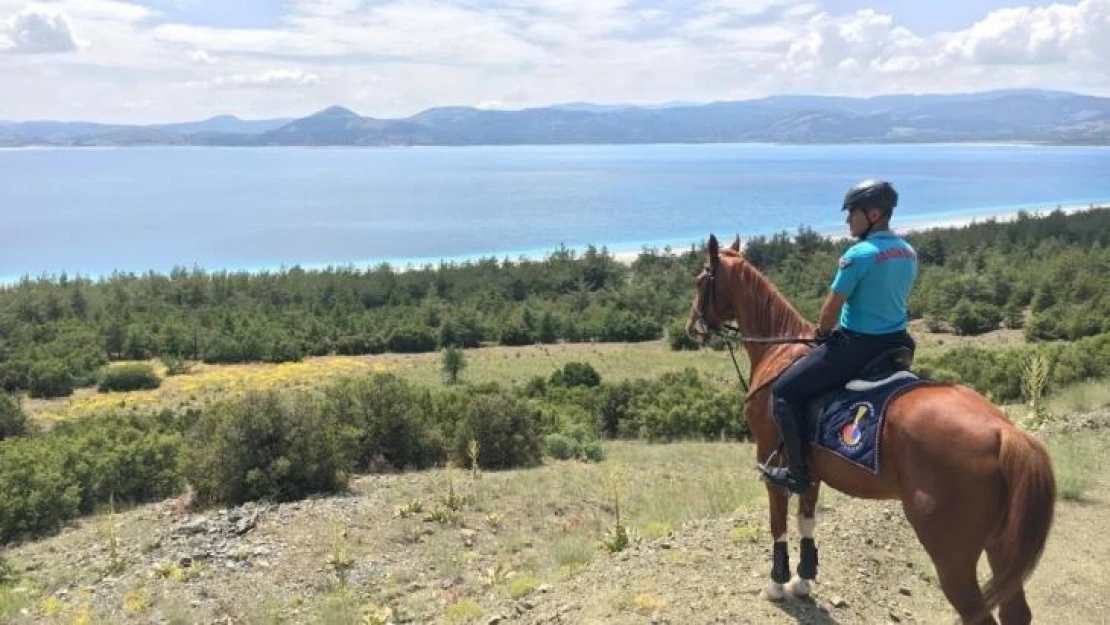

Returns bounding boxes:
[770,329,916,437]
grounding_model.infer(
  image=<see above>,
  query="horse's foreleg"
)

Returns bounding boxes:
[787,483,821,597]
[762,483,791,601]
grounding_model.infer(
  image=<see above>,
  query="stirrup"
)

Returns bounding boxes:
[759,464,812,494]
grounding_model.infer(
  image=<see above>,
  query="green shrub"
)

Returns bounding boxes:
[334,334,385,356]
[438,317,483,349]
[667,321,698,351]
[579,440,605,462]
[53,412,183,513]
[264,339,304,363]
[950,300,1002,335]
[550,362,601,388]
[441,347,467,385]
[28,360,74,398]
[544,433,578,460]
[324,374,444,472]
[0,439,80,542]
[617,369,747,441]
[451,393,542,469]
[499,321,534,346]
[98,363,161,393]
[0,410,182,543]
[0,393,27,439]
[184,391,351,507]
[0,361,30,393]
[159,355,193,376]
[599,382,633,438]
[596,310,661,342]
[386,325,437,353]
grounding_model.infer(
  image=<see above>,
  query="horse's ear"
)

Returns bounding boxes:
[728,234,741,253]
[708,235,719,265]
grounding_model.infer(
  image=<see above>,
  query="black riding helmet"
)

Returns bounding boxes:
[842,180,898,218]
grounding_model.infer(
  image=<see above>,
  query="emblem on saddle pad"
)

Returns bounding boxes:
[816,377,926,474]
[838,402,874,449]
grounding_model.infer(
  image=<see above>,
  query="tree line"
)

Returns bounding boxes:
[2,207,1109,398]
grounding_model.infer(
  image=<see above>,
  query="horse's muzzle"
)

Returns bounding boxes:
[687,318,710,344]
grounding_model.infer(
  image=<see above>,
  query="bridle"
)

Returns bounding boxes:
[694,256,815,395]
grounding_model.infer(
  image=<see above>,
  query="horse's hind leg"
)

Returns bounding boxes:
[787,483,821,598]
[986,545,1031,625]
[904,498,996,625]
[934,556,996,625]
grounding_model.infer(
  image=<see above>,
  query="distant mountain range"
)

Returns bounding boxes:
[3,89,1109,147]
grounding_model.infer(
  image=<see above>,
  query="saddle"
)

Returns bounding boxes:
[805,346,923,474]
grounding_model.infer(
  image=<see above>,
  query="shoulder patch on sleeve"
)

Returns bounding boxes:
[838,256,853,269]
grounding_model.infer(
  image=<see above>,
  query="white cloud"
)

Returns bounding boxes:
[2,0,1110,123]
[5,9,78,53]
[181,68,322,89]
[942,0,1108,65]
[784,9,929,74]
[187,48,218,64]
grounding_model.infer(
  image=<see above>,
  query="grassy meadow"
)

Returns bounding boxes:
[20,321,1098,428]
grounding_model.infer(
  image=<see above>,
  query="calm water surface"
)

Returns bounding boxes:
[2,143,1108,279]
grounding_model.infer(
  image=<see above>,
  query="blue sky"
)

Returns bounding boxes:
[1,0,1108,122]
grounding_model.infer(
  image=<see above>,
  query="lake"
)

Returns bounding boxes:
[2,143,1108,280]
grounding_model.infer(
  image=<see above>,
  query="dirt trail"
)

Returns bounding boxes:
[497,486,1110,625]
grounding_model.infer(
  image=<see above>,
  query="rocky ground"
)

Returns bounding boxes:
[3,421,1108,625]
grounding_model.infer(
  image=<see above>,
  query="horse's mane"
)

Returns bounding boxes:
[719,249,812,338]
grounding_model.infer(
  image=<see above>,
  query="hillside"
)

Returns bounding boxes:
[2,425,1107,624]
[2,89,1109,147]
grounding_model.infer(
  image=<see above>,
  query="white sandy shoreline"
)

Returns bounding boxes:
[602,201,1108,265]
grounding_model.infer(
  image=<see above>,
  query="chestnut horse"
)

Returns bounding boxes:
[686,235,1055,625]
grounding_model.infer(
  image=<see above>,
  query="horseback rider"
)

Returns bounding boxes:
[761,180,919,494]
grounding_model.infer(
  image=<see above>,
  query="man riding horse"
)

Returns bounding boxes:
[761,179,919,494]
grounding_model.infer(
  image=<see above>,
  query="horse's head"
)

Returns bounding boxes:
[686,233,742,345]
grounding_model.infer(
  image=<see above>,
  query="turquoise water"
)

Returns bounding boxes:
[1,143,1108,280]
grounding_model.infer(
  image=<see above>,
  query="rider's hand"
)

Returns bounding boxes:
[813,329,832,346]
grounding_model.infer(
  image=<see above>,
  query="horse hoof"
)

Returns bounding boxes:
[787,576,812,597]
[762,581,786,601]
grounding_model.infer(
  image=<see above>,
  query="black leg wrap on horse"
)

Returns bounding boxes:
[798,538,818,580]
[771,542,790,584]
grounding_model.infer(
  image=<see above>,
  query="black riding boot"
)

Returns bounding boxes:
[761,402,811,494]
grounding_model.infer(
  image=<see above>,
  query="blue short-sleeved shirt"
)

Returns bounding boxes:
[829,230,918,334]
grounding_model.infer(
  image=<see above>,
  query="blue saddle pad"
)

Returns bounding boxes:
[814,375,928,474]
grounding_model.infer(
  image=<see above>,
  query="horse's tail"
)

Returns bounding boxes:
[981,424,1056,611]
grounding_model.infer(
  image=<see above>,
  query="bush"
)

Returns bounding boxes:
[386,325,437,353]
[184,391,351,507]
[499,321,534,346]
[54,412,183,513]
[667,321,699,351]
[550,362,601,388]
[0,439,80,542]
[29,360,74,398]
[159,354,194,376]
[324,374,444,472]
[334,334,385,356]
[0,361,30,393]
[0,393,27,439]
[580,440,605,462]
[620,369,747,441]
[950,300,1002,336]
[0,410,182,543]
[544,433,578,460]
[441,347,467,385]
[451,393,542,469]
[98,363,161,392]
